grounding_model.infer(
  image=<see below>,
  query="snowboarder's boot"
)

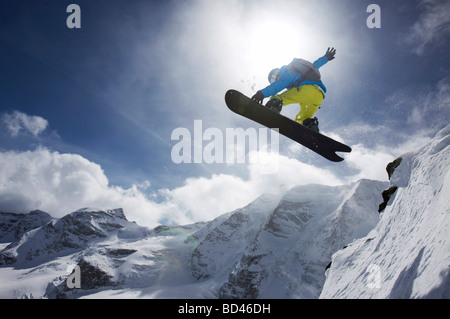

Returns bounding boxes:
[265,98,283,114]
[303,117,319,133]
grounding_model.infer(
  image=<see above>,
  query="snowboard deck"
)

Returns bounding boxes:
[225,89,351,162]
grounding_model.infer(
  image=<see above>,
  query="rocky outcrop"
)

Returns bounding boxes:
[46,258,117,299]
[0,208,130,266]
[191,195,279,281]
[378,157,402,213]
[0,210,52,243]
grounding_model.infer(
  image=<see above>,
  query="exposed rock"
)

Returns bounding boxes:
[378,157,403,213]
[0,208,129,266]
[0,210,52,243]
[378,186,398,213]
[45,258,116,299]
[386,157,403,180]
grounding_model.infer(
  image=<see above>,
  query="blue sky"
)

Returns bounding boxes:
[0,0,449,226]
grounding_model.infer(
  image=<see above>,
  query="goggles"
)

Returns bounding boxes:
[268,68,280,84]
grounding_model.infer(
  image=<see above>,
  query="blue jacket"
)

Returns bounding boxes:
[260,55,329,98]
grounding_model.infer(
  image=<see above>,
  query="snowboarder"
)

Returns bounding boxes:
[251,47,336,133]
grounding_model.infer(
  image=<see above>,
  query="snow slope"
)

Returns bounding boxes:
[320,125,450,298]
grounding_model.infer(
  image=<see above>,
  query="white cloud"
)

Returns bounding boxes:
[0,147,163,227]
[404,0,450,55]
[384,76,450,130]
[338,129,432,183]
[159,150,344,224]
[1,111,48,137]
[0,147,262,226]
[158,174,258,225]
[0,146,344,227]
[248,150,343,189]
[344,144,396,182]
[0,128,432,228]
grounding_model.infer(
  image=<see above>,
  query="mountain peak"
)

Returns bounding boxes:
[0,210,53,244]
[0,207,130,267]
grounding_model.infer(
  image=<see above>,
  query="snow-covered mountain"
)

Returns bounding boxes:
[194,179,387,299]
[0,210,52,244]
[320,125,450,298]
[0,125,449,299]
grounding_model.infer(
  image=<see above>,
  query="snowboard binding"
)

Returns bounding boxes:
[303,117,319,133]
[265,98,283,114]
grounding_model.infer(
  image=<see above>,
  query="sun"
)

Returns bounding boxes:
[249,22,299,67]
[222,5,323,93]
[244,19,317,86]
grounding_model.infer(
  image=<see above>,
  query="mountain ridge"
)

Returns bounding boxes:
[320,125,450,298]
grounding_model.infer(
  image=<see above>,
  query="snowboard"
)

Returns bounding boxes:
[225,89,352,162]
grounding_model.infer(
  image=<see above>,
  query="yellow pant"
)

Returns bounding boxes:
[271,85,324,124]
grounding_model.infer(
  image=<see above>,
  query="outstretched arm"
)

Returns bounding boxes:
[313,47,336,69]
[325,47,336,61]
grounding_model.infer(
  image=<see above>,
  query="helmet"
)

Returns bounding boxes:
[268,68,280,84]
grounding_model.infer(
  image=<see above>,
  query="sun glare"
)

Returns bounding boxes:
[249,22,301,69]
[242,17,318,88]
[219,2,327,93]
